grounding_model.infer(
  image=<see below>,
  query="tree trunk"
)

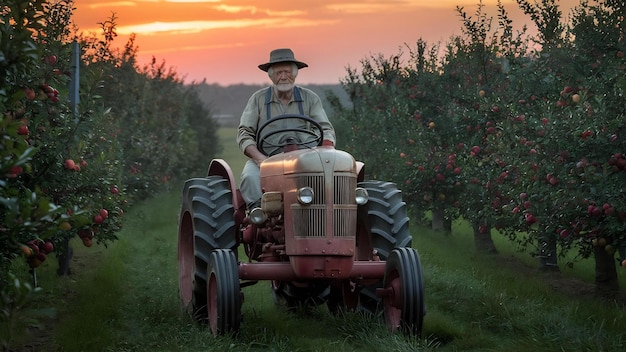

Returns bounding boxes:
[537,233,559,272]
[472,219,498,254]
[431,207,451,235]
[57,238,73,276]
[593,244,620,296]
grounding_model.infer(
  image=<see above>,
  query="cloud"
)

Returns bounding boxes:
[324,0,516,13]
[138,41,251,55]
[86,1,137,8]
[86,0,220,8]
[165,0,220,2]
[114,18,336,35]
[214,4,306,16]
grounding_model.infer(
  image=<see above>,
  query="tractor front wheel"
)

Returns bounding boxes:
[380,247,425,336]
[207,249,241,336]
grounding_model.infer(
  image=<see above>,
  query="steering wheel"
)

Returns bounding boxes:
[256,114,324,157]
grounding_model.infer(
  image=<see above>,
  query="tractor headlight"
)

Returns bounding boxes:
[297,187,315,205]
[249,207,267,225]
[355,187,369,205]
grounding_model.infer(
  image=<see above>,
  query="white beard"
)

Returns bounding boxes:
[275,83,294,92]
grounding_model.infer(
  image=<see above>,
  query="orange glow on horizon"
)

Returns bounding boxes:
[73,0,576,85]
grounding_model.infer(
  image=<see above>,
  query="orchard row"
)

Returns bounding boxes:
[331,1,626,289]
[1,1,219,280]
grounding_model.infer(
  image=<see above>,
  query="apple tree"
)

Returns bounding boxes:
[0,0,73,284]
[327,0,626,293]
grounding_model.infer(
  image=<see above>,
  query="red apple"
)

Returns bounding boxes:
[28,256,43,268]
[82,237,93,247]
[24,88,36,100]
[44,55,57,65]
[28,242,40,254]
[561,86,574,95]
[64,159,76,170]
[41,241,54,254]
[99,208,109,219]
[8,166,23,178]
[78,229,94,240]
[93,214,104,224]
[525,213,537,224]
[17,125,29,135]
[589,206,603,217]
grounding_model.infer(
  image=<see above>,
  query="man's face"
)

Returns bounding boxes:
[270,63,296,92]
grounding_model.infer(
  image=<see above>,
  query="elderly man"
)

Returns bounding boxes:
[236,48,336,210]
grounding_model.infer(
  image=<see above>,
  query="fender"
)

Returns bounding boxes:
[356,161,365,182]
[207,159,245,213]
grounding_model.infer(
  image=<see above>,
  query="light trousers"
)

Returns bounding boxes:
[240,159,262,209]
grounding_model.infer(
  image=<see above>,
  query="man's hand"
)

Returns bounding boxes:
[253,156,267,166]
[244,145,268,165]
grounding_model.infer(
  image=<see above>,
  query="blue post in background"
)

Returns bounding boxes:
[69,41,80,120]
[58,41,81,276]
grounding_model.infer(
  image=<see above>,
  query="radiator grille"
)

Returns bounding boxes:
[334,206,357,237]
[293,207,325,237]
[292,174,356,238]
[334,176,354,204]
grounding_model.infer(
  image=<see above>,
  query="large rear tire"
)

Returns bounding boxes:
[381,247,425,336]
[178,177,237,323]
[358,180,412,258]
[207,249,241,336]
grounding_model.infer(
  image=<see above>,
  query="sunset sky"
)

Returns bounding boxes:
[73,0,578,85]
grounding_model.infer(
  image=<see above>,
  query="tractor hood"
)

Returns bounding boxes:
[261,146,356,177]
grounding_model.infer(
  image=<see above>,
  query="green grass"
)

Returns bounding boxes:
[6,127,626,351]
[215,127,246,186]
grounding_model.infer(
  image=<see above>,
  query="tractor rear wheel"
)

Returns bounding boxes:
[358,180,412,258]
[356,181,412,314]
[381,247,424,335]
[178,177,237,323]
[207,249,241,336]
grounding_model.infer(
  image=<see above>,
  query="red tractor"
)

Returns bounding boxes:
[178,114,425,336]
